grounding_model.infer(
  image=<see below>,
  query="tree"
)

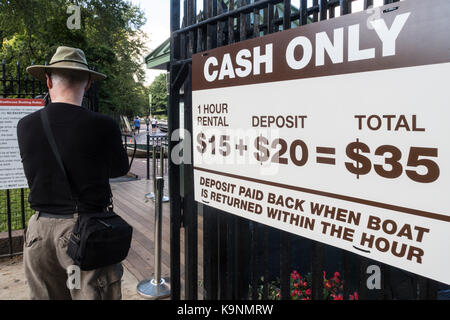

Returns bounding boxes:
[148,73,167,117]
[0,0,149,118]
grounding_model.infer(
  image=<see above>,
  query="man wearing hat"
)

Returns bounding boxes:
[17,46,130,300]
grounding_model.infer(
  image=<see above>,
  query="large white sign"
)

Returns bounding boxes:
[0,99,44,190]
[192,0,450,284]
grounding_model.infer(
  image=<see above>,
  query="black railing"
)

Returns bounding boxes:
[0,188,33,258]
[122,131,169,179]
[169,0,447,300]
[1,60,47,99]
[1,60,99,110]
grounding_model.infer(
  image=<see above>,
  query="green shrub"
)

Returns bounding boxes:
[0,189,34,232]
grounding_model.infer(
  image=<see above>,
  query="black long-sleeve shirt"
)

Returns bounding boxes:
[17,102,129,215]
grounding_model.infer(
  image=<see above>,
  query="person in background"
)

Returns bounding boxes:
[134,116,140,134]
[151,116,158,133]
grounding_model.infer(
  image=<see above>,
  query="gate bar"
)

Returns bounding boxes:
[169,0,182,300]
[6,190,13,256]
[202,0,219,300]
[173,0,280,35]
[311,242,324,300]
[183,0,198,300]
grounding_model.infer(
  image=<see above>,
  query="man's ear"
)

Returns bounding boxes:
[45,73,53,89]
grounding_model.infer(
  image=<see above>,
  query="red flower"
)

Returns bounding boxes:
[325,281,332,289]
[323,271,326,279]
[349,292,359,300]
[334,271,340,279]
[305,288,311,296]
[333,294,343,300]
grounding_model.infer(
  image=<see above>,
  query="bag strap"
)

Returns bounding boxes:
[40,107,79,213]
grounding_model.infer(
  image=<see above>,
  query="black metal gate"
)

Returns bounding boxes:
[168,0,446,300]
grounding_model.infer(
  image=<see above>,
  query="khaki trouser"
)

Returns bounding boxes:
[24,213,123,300]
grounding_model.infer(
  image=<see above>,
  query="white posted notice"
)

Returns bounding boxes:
[192,0,450,285]
[0,99,44,190]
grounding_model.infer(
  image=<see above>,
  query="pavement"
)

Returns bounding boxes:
[0,255,145,300]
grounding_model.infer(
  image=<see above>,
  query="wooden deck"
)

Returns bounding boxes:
[110,174,204,299]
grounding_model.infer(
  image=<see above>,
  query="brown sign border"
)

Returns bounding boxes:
[193,0,450,91]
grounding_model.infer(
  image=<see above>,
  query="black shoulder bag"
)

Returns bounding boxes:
[40,107,133,271]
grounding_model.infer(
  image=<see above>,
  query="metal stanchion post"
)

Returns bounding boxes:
[146,123,150,180]
[160,146,169,203]
[145,137,157,200]
[153,141,157,192]
[137,177,171,299]
[160,144,164,176]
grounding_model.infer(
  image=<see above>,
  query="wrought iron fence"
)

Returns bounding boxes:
[168,0,448,300]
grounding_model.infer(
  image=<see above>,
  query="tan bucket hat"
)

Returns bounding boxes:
[26,46,106,82]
